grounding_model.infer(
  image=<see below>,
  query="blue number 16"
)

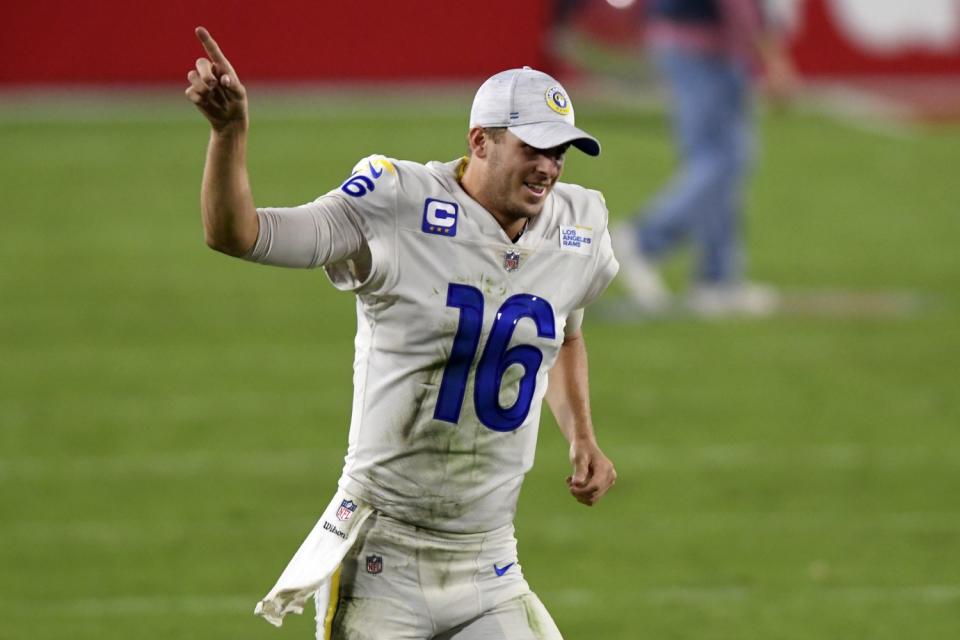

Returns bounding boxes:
[433,283,556,432]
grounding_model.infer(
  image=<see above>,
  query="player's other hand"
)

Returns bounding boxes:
[566,437,617,506]
[185,26,248,132]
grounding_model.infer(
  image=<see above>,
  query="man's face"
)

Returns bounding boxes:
[481,130,568,226]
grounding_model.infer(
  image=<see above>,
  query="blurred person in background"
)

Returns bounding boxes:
[614,0,798,316]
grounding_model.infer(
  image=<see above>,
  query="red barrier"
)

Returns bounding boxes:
[790,0,960,76]
[1,1,551,85]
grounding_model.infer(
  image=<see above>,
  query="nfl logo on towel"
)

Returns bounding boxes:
[366,554,383,575]
[336,499,358,521]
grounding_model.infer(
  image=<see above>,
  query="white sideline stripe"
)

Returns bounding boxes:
[3,518,316,543]
[796,87,921,140]
[637,511,960,533]
[7,511,960,545]
[0,450,332,479]
[592,288,931,321]
[612,443,960,471]
[64,595,250,615]
[547,586,749,606]
[545,585,960,606]
[7,586,958,617]
[2,444,957,479]
[0,87,472,124]
[528,512,960,545]
[16,595,252,616]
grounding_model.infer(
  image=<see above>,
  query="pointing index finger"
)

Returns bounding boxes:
[195,26,233,71]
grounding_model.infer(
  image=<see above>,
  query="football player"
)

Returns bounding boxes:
[186,26,619,640]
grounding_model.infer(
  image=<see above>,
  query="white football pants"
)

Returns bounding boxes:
[316,512,563,640]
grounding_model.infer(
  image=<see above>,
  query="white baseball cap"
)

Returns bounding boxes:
[469,67,601,157]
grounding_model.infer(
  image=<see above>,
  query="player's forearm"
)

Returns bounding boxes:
[200,126,259,257]
[546,332,598,446]
[549,331,617,506]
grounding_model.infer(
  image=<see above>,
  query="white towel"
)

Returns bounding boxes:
[254,489,373,627]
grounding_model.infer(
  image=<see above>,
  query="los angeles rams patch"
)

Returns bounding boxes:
[422,198,459,237]
[559,225,593,255]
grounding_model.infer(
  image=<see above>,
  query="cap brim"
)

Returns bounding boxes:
[509,121,601,157]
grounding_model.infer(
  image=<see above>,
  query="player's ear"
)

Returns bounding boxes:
[467,127,488,158]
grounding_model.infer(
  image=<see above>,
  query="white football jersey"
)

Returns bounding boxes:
[324,155,618,533]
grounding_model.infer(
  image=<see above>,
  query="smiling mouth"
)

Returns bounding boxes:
[524,182,548,197]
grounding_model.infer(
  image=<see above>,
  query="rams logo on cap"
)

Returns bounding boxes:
[545,86,571,116]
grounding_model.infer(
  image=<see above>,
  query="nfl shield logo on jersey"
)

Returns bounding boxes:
[336,499,358,521]
[366,554,383,575]
[503,250,521,272]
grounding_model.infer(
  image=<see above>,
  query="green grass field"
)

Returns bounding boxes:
[2,91,959,639]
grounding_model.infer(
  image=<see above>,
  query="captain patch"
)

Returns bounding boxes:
[559,225,593,255]
[422,198,459,237]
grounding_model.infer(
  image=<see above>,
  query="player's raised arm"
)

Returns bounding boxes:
[185,26,258,257]
[546,330,617,506]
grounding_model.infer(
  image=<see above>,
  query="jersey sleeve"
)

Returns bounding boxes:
[574,189,620,309]
[246,196,367,269]
[564,308,584,336]
[320,154,403,293]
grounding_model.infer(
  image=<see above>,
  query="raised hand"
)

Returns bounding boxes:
[185,27,248,132]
